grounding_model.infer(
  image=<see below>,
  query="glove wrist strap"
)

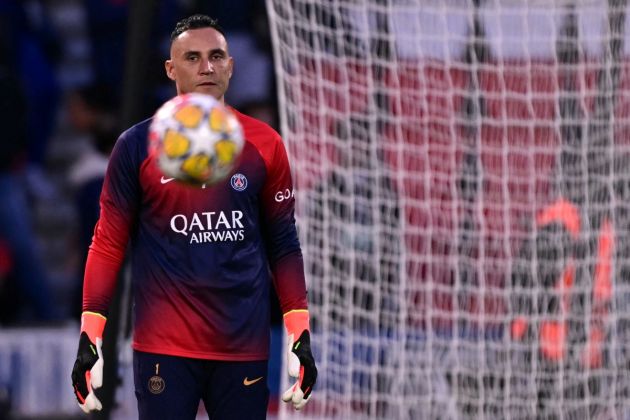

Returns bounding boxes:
[81,311,107,343]
[283,309,309,339]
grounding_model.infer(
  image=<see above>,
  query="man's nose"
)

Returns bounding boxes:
[199,59,214,74]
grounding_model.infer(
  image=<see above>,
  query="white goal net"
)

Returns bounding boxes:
[266,0,630,418]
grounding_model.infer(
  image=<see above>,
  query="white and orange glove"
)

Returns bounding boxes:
[71,312,106,413]
[282,310,317,410]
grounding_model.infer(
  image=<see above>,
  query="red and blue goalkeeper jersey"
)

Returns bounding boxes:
[82,109,308,361]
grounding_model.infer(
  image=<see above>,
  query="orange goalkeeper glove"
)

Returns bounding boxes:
[71,312,106,413]
[282,310,317,410]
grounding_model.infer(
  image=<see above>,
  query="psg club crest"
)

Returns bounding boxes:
[231,173,248,191]
[148,363,165,394]
[148,375,165,394]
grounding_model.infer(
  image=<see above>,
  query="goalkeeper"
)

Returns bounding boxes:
[71,14,316,419]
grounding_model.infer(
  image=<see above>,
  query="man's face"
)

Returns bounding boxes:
[165,27,233,101]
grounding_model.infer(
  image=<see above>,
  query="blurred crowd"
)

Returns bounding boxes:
[0,0,279,326]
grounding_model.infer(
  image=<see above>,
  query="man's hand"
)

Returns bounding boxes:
[71,312,106,413]
[282,310,317,410]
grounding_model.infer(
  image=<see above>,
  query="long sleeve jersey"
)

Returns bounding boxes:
[82,108,307,360]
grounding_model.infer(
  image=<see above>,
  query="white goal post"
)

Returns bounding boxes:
[266,0,630,418]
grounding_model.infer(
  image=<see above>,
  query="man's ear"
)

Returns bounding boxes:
[227,56,234,79]
[165,59,176,81]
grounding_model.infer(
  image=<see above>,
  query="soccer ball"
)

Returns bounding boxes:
[149,93,245,185]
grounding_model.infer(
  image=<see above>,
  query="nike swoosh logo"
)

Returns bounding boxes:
[160,176,175,184]
[243,376,263,386]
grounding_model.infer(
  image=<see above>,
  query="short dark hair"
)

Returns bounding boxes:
[170,14,225,41]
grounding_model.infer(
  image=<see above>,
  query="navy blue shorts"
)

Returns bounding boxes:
[133,351,269,420]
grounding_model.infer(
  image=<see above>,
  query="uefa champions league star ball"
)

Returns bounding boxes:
[149,93,245,186]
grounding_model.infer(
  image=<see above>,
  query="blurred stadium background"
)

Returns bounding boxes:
[2,0,630,419]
